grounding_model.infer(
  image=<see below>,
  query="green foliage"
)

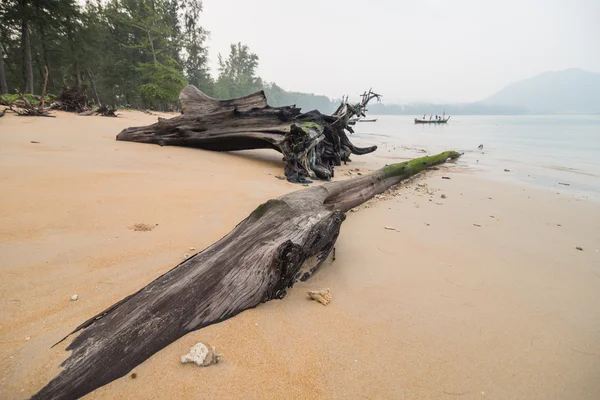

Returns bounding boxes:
[263,82,337,113]
[137,61,187,105]
[0,93,53,106]
[214,43,263,98]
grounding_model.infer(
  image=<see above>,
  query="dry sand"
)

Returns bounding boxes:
[1,111,599,399]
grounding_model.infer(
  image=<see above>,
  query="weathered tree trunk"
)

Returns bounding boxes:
[21,14,34,93]
[117,86,379,183]
[0,40,8,94]
[87,69,102,107]
[38,25,56,90]
[74,59,82,89]
[33,151,460,400]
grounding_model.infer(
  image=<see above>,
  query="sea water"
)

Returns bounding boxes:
[352,115,600,199]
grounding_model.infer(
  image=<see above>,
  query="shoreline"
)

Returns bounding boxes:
[1,111,599,399]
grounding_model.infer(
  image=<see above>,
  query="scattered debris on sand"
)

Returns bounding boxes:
[130,223,157,232]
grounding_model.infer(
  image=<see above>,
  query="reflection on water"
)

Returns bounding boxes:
[352,115,600,199]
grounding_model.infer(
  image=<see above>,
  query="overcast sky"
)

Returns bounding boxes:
[201,0,600,103]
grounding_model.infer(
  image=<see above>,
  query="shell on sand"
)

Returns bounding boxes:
[180,342,221,367]
[307,288,332,305]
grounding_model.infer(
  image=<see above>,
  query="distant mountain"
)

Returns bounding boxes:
[482,69,600,114]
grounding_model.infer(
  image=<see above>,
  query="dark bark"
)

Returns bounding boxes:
[117,86,379,183]
[21,14,34,93]
[32,151,461,400]
[0,40,8,94]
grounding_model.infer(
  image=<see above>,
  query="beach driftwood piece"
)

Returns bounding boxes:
[78,105,118,117]
[33,151,461,400]
[9,89,54,117]
[116,86,381,183]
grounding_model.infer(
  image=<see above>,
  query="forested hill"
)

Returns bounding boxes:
[482,69,600,114]
[0,0,337,112]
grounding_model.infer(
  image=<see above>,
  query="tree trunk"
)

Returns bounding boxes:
[21,16,34,93]
[87,69,101,107]
[32,151,460,400]
[0,40,8,94]
[117,86,378,183]
[74,59,82,89]
[38,25,55,89]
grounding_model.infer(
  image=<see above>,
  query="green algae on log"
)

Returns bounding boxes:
[33,151,460,400]
[116,85,381,183]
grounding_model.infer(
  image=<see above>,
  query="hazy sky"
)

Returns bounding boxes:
[201,0,600,103]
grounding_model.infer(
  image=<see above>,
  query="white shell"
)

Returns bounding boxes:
[181,342,221,367]
[181,342,209,366]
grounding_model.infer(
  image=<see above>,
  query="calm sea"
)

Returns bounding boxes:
[352,115,600,200]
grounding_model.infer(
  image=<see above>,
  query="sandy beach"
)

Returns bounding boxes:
[1,111,599,399]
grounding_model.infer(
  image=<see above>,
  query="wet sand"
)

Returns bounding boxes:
[1,111,599,399]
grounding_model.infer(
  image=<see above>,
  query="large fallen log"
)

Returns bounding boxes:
[117,86,381,183]
[32,151,460,399]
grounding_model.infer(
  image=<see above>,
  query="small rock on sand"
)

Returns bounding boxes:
[307,288,332,305]
[70,294,79,301]
[441,194,447,199]
[184,253,191,259]
[504,169,511,172]
[576,246,583,251]
[384,226,399,231]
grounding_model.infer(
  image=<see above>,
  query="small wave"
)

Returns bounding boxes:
[540,164,599,177]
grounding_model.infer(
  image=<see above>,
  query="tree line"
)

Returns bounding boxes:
[0,0,338,112]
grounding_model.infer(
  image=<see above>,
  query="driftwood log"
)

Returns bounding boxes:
[78,105,118,117]
[33,151,461,399]
[8,89,54,117]
[116,86,381,183]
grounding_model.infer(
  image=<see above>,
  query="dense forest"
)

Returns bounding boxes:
[0,0,338,112]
